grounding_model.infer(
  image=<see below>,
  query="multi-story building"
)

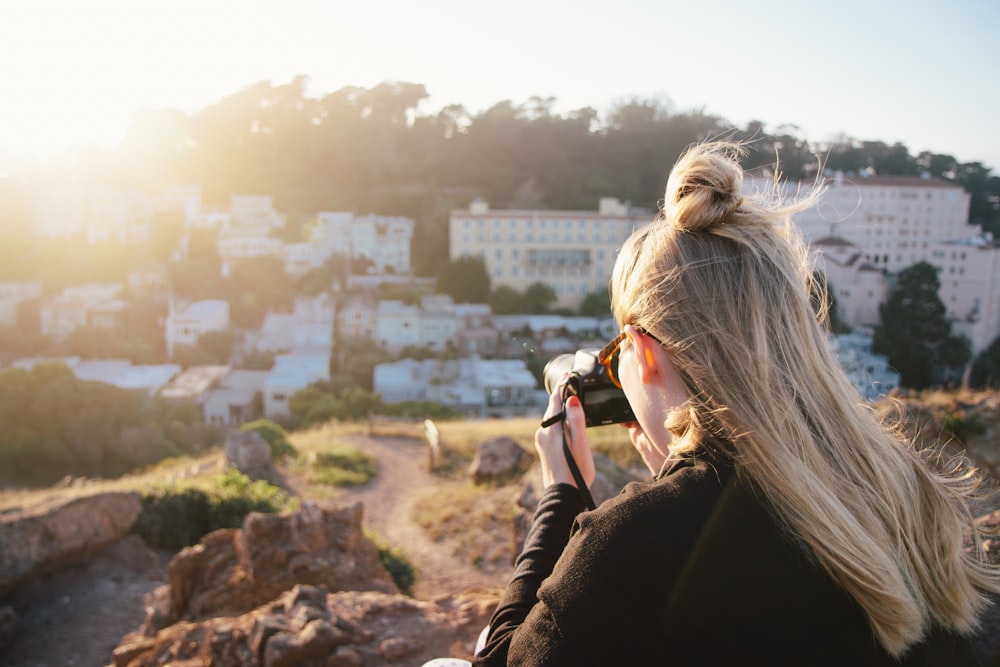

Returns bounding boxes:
[264,352,330,418]
[373,356,539,417]
[255,295,335,354]
[449,197,651,309]
[40,283,124,341]
[315,212,415,275]
[165,299,230,358]
[793,173,1000,353]
[0,281,43,327]
[794,174,974,274]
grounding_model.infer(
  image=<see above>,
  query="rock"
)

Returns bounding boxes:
[147,501,398,633]
[468,437,525,483]
[0,491,141,598]
[225,430,278,483]
[116,585,498,667]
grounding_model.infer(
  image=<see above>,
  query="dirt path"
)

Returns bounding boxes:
[333,434,511,599]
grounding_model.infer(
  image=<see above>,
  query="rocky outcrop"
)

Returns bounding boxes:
[225,430,279,483]
[115,584,496,667]
[0,491,141,598]
[144,501,397,634]
[468,436,525,483]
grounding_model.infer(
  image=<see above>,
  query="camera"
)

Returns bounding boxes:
[543,349,636,427]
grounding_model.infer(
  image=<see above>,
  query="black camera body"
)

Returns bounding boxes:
[543,350,636,427]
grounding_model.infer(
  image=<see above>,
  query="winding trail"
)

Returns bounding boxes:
[335,434,511,599]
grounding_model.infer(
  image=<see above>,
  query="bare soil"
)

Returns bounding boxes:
[2,434,511,666]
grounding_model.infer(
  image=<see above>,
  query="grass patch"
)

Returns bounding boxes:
[304,445,377,487]
[365,529,416,596]
[132,469,297,551]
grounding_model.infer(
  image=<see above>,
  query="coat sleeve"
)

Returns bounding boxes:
[473,483,584,665]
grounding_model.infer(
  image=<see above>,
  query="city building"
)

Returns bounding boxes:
[165,299,230,358]
[202,369,269,426]
[337,296,377,339]
[0,281,43,327]
[418,295,459,353]
[264,352,330,419]
[254,295,335,354]
[830,333,899,400]
[792,172,1000,353]
[40,283,124,341]
[449,197,651,309]
[73,360,181,396]
[158,365,231,403]
[373,356,539,417]
[375,300,423,353]
[314,211,416,275]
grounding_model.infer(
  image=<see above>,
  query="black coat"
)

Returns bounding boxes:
[475,456,985,666]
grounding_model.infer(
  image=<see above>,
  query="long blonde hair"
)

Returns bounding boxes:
[611,141,1000,657]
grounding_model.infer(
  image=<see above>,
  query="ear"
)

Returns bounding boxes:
[624,325,660,385]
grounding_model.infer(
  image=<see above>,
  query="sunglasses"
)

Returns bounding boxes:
[598,327,662,389]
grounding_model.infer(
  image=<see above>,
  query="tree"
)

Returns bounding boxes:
[873,262,969,389]
[579,289,612,317]
[488,286,524,315]
[436,256,490,303]
[524,282,557,314]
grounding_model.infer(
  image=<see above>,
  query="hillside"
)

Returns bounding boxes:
[1,392,999,665]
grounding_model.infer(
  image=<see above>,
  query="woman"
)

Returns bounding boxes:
[473,142,1000,665]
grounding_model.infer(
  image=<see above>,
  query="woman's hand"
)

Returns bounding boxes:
[535,389,595,489]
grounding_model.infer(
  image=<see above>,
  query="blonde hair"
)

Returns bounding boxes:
[611,141,1000,657]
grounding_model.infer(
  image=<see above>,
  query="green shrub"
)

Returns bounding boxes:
[240,419,297,460]
[366,530,416,596]
[307,446,377,487]
[132,470,295,551]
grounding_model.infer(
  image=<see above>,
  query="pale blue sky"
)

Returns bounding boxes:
[2,0,998,169]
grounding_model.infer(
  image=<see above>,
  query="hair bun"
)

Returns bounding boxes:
[663,142,745,232]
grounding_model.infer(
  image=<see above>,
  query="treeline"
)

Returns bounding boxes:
[0,362,218,486]
[6,78,998,276]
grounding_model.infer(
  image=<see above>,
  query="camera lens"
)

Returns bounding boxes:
[543,354,576,393]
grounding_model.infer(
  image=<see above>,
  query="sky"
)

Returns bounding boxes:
[2,0,999,170]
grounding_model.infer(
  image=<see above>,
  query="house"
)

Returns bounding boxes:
[202,369,269,426]
[453,303,498,357]
[337,296,377,339]
[313,211,415,275]
[0,281,43,327]
[40,283,124,341]
[418,295,459,353]
[264,352,330,419]
[255,295,335,354]
[165,299,230,358]
[373,356,539,417]
[376,300,422,353]
[73,359,180,396]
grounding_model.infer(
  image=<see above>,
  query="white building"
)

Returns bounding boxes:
[418,295,459,353]
[202,369,269,426]
[0,281,43,327]
[227,195,285,234]
[33,188,152,244]
[791,173,1000,353]
[376,300,423,353]
[373,356,539,417]
[165,299,230,358]
[812,237,886,331]
[159,365,231,403]
[337,296,377,339]
[255,295,335,354]
[314,211,416,275]
[40,283,124,341]
[73,359,181,396]
[449,197,651,309]
[264,352,330,419]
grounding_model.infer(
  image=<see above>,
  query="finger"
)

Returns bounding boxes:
[564,395,587,442]
[542,387,564,422]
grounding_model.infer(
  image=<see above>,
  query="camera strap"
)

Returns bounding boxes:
[541,410,596,511]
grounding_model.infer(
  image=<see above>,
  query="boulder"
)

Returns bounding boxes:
[0,491,141,598]
[116,584,498,667]
[468,437,525,483]
[146,501,398,634]
[225,430,278,483]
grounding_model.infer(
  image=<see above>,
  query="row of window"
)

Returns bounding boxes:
[460,232,621,244]
[458,217,628,231]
